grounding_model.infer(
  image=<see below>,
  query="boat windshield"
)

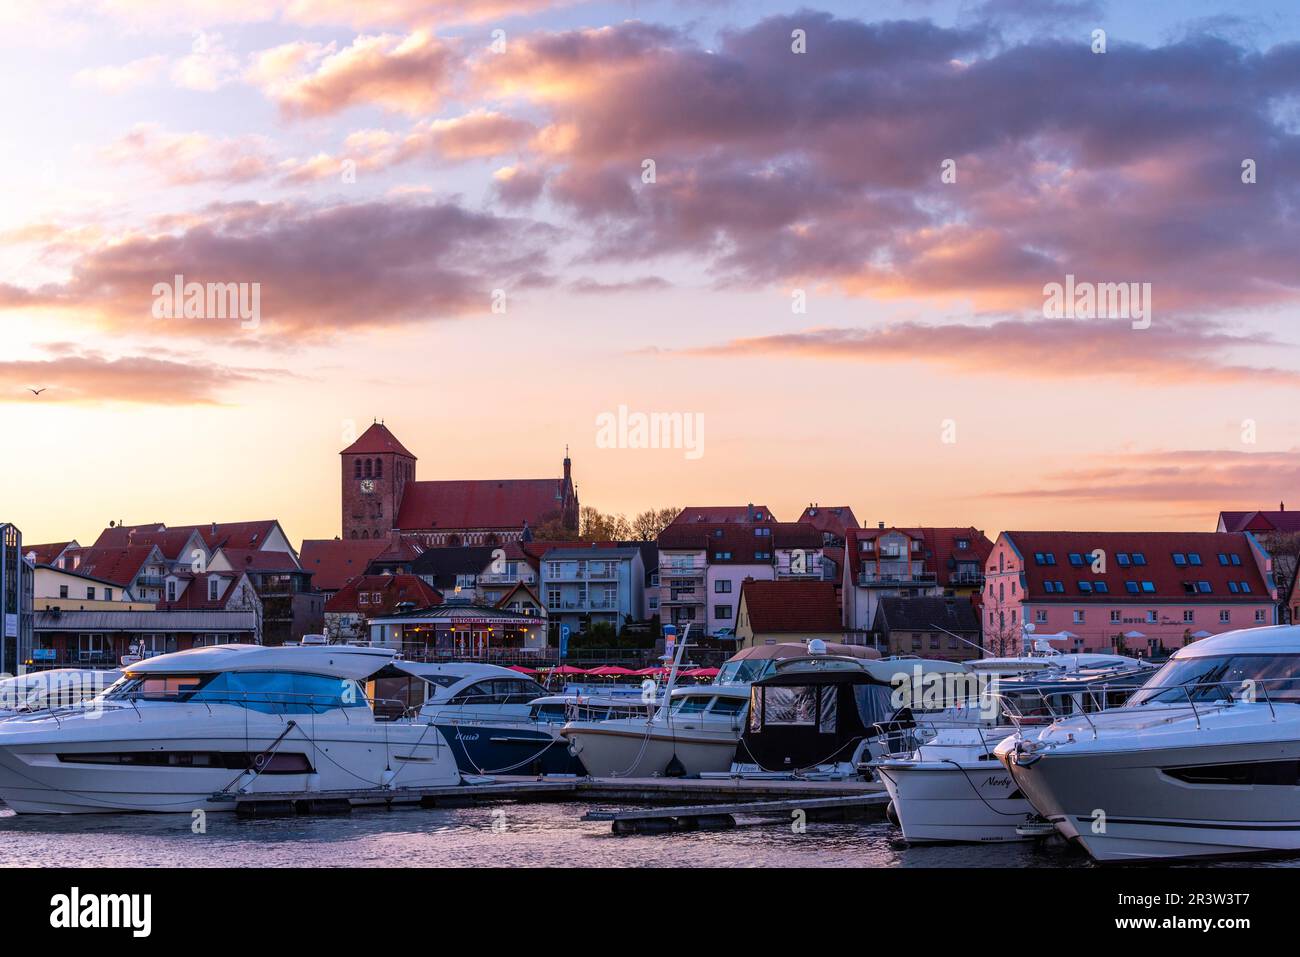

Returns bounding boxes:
[1128,654,1300,706]
[716,659,775,685]
[106,671,371,714]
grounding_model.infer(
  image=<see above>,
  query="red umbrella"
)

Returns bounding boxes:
[682,667,720,678]
[586,665,636,677]
[507,665,539,675]
[546,665,588,675]
[634,666,669,676]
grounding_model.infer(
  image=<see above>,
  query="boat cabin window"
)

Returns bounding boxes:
[708,697,745,716]
[449,678,547,706]
[108,671,369,714]
[749,685,838,733]
[670,695,714,714]
[1129,654,1300,706]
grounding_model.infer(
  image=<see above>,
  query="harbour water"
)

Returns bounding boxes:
[0,801,1283,868]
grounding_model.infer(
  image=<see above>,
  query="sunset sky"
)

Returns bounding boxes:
[3,0,1300,547]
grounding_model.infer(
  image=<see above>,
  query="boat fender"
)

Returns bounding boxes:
[886,800,899,828]
[568,738,583,757]
[664,754,687,778]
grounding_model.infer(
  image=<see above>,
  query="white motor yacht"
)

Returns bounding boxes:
[0,644,460,814]
[382,661,654,775]
[560,640,882,778]
[874,663,1158,844]
[996,625,1300,861]
[0,669,121,717]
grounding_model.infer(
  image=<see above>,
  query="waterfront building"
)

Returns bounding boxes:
[0,524,34,674]
[1217,506,1300,624]
[71,544,169,603]
[842,525,992,639]
[734,580,843,650]
[366,599,547,659]
[983,531,1276,656]
[324,573,442,642]
[658,514,823,635]
[32,564,155,611]
[339,421,578,544]
[31,609,257,668]
[539,545,646,636]
[872,596,982,661]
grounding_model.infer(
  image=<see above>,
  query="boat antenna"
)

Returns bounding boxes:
[929,622,988,656]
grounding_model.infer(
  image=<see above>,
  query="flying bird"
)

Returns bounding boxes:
[28,388,45,396]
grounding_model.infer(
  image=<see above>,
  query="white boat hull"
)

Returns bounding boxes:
[0,706,459,814]
[876,760,1034,843]
[561,723,738,778]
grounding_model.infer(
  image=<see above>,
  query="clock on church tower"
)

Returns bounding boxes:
[339,421,417,540]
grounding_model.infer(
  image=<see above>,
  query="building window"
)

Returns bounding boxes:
[714,580,732,593]
[714,605,732,619]
[364,459,373,478]
[208,578,219,601]
[548,589,561,609]
[104,588,112,601]
[1256,610,1266,622]
[167,580,176,602]
[359,593,368,605]
[375,459,382,478]
[911,633,921,650]
[1110,610,1121,623]
[1184,610,1195,622]
[1220,610,1230,623]
[354,459,362,478]
[87,587,95,600]
[1073,610,1085,623]
[1146,610,1158,623]
[930,634,940,649]
[59,585,68,598]
[1035,610,1047,623]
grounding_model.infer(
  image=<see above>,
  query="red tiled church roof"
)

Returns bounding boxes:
[396,479,566,531]
[740,580,841,633]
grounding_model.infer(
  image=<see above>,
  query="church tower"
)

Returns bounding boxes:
[340,422,417,540]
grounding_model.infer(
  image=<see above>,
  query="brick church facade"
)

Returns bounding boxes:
[340,422,579,546]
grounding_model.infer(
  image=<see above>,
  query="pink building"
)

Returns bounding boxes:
[984,531,1277,657]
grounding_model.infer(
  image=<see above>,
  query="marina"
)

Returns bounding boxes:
[2,623,1300,866]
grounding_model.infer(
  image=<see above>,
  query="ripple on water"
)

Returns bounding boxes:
[0,803,1293,867]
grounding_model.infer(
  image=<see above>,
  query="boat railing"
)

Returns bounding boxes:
[1127,676,1300,726]
[103,687,409,718]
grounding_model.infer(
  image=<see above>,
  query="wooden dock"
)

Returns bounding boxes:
[582,792,889,834]
[218,774,888,824]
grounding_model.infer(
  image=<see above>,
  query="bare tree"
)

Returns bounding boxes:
[631,506,681,541]
[980,590,1022,657]
[1259,531,1300,624]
